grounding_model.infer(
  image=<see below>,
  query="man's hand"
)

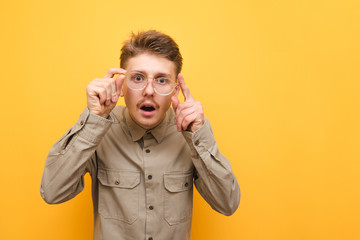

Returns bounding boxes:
[86,68,126,118]
[171,73,205,132]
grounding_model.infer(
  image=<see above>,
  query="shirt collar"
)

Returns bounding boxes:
[124,108,170,143]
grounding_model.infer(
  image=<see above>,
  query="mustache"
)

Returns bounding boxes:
[136,99,160,109]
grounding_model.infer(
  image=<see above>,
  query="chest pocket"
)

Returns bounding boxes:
[163,171,194,225]
[98,168,140,224]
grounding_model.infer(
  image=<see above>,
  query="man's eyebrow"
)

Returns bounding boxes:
[130,70,172,77]
[155,72,172,78]
[129,70,146,74]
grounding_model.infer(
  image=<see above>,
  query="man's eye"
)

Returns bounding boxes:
[156,78,168,84]
[133,75,144,82]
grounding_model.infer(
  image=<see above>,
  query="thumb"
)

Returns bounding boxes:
[115,74,126,97]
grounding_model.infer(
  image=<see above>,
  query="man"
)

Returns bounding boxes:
[41,30,240,240]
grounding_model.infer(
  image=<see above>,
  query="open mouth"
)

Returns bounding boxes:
[140,106,155,112]
[139,101,157,116]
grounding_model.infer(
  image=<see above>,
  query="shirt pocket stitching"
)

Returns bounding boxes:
[97,168,140,224]
[163,171,193,225]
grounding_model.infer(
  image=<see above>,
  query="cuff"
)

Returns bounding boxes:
[77,108,114,144]
[182,118,216,155]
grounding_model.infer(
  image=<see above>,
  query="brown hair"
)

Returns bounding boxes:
[120,30,183,75]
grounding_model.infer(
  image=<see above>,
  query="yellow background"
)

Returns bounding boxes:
[1,0,360,239]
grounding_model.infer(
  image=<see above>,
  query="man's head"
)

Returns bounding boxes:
[120,30,183,75]
[120,30,183,130]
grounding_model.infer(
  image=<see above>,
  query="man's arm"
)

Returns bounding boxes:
[182,119,240,215]
[172,74,240,215]
[40,109,113,203]
[40,68,126,204]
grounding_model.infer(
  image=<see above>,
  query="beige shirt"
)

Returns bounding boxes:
[40,106,240,240]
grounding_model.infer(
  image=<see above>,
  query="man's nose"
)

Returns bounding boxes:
[143,78,155,96]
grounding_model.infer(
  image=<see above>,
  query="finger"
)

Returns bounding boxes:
[91,79,116,105]
[104,68,127,78]
[171,96,180,125]
[103,79,113,106]
[171,95,180,112]
[90,86,107,105]
[175,101,195,119]
[181,112,198,131]
[115,74,126,97]
[177,106,195,132]
[178,73,194,102]
[110,78,117,102]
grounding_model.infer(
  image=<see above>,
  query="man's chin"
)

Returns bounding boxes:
[138,121,159,130]
[139,116,167,130]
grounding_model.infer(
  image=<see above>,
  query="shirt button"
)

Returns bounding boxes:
[148,238,153,240]
[194,140,200,146]
[149,205,154,210]
[115,180,119,185]
[80,120,84,125]
[148,175,153,180]
[184,182,189,187]
[146,149,151,153]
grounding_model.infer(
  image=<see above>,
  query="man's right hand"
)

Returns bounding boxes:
[86,68,126,118]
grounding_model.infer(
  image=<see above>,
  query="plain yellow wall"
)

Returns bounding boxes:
[1,0,360,239]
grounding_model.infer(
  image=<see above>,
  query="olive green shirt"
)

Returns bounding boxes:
[40,106,240,240]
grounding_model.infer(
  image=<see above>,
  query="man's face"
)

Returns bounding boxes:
[123,53,178,130]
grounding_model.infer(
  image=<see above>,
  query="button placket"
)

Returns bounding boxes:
[143,136,156,239]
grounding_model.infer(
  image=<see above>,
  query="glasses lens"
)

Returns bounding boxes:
[126,73,147,90]
[154,77,176,95]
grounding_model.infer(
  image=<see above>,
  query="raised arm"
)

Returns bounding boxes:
[40,68,126,204]
[172,74,240,215]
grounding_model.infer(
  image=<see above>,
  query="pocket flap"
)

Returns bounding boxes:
[164,172,193,192]
[98,168,140,188]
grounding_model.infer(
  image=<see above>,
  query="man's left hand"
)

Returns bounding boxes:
[171,73,205,132]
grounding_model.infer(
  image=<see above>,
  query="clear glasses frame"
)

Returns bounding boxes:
[125,72,178,96]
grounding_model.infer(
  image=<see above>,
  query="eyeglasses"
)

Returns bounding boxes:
[125,71,178,96]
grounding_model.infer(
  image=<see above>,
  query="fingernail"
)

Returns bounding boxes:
[106,100,111,105]
[112,95,118,102]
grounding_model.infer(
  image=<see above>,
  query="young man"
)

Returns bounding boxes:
[41,30,240,240]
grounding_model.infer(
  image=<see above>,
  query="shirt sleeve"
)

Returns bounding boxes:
[40,108,114,204]
[182,118,241,216]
